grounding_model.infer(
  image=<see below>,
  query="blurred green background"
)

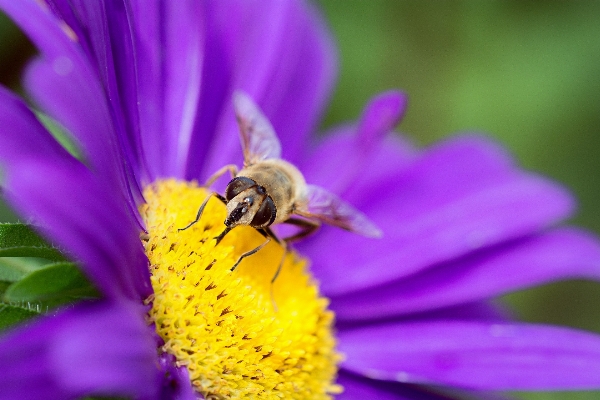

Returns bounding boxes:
[1,1,600,399]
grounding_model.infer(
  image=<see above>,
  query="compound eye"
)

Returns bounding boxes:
[251,196,277,227]
[225,177,256,201]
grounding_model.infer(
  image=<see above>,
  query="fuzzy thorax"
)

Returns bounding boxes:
[141,179,341,399]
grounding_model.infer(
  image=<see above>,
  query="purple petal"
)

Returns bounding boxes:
[338,371,448,400]
[379,301,514,325]
[0,301,158,399]
[3,159,151,301]
[338,371,513,400]
[131,0,204,179]
[0,87,149,300]
[0,1,129,192]
[335,301,514,345]
[301,135,575,296]
[355,91,407,148]
[157,353,198,400]
[0,86,72,165]
[260,0,337,162]
[23,57,119,175]
[300,91,410,195]
[157,2,204,179]
[194,0,337,180]
[339,321,600,390]
[42,1,149,203]
[44,2,88,52]
[23,59,147,227]
[68,1,147,187]
[332,228,600,320]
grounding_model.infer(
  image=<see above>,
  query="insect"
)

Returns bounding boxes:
[181,91,382,282]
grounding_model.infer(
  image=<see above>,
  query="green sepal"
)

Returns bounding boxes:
[4,262,100,309]
[0,303,39,332]
[0,223,66,261]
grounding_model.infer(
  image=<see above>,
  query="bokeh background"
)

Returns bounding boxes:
[1,1,600,399]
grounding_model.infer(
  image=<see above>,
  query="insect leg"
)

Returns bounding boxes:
[214,226,232,245]
[178,193,214,231]
[230,237,271,272]
[262,219,319,302]
[262,227,286,284]
[179,192,227,231]
[280,217,320,243]
[271,243,287,284]
[261,227,286,312]
[204,164,238,188]
[261,227,281,243]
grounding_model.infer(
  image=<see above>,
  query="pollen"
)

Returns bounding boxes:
[141,179,342,399]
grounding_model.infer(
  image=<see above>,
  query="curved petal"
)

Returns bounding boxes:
[338,371,448,400]
[3,159,150,301]
[339,321,600,390]
[54,1,147,189]
[332,228,600,320]
[0,0,129,193]
[393,301,513,324]
[300,90,410,195]
[195,0,337,180]
[301,135,575,296]
[335,301,514,341]
[0,86,73,165]
[23,58,121,178]
[0,301,158,400]
[337,370,512,400]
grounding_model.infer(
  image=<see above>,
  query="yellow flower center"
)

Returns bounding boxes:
[141,179,342,399]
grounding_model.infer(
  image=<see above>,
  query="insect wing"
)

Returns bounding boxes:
[233,91,282,166]
[297,185,383,238]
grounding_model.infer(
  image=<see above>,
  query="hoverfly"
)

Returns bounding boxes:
[181,91,382,282]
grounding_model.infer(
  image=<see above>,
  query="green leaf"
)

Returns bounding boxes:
[0,303,39,331]
[0,280,12,297]
[4,262,100,308]
[0,258,28,281]
[0,257,50,282]
[0,223,66,261]
[0,223,48,247]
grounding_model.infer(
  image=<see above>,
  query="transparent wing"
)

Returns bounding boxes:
[233,91,282,166]
[295,184,383,238]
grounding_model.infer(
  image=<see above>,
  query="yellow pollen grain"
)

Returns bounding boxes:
[141,179,342,399]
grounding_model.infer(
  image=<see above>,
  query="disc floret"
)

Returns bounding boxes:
[141,179,342,399]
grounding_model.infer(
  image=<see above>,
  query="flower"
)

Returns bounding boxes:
[1,0,600,399]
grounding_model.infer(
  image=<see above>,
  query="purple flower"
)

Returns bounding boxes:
[1,1,600,399]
